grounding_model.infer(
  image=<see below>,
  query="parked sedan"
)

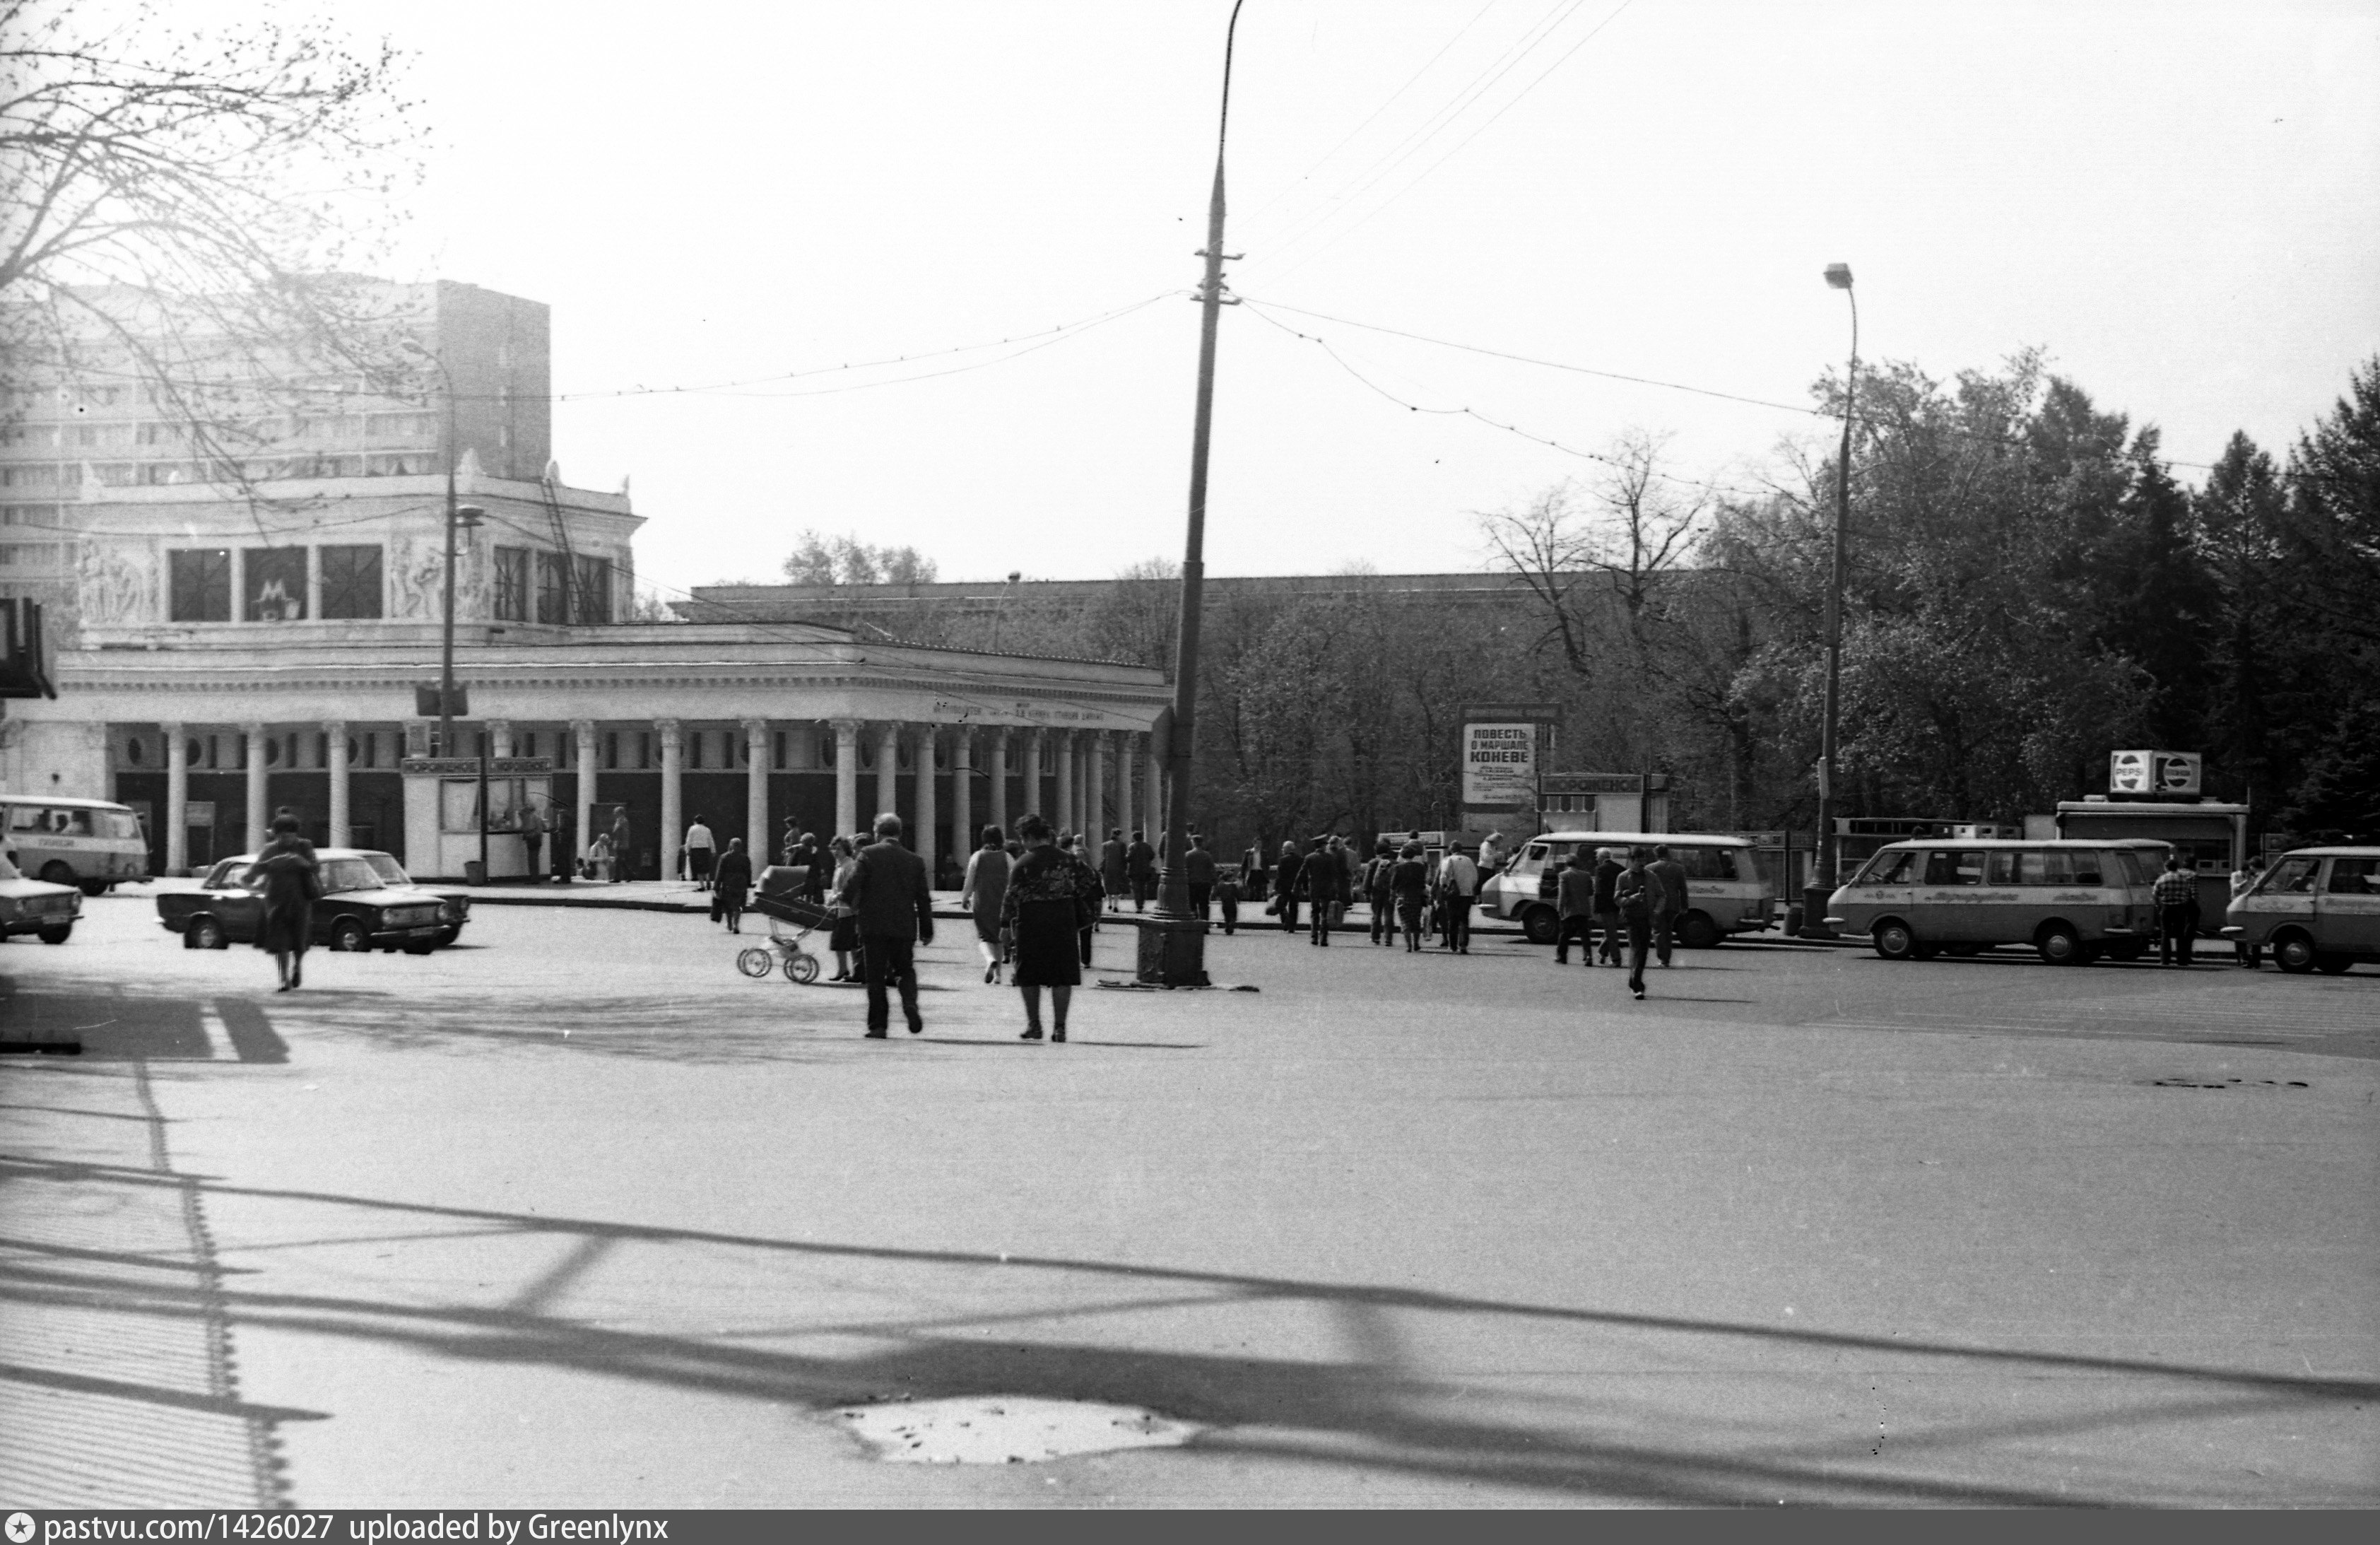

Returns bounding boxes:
[2223,847,2380,974]
[0,840,82,944]
[158,848,468,954]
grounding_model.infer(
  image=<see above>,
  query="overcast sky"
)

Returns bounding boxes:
[248,1,2380,601]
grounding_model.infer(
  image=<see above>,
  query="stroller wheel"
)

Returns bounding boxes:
[736,946,776,979]
[785,951,820,985]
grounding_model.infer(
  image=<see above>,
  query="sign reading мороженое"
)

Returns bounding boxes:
[1461,723,1536,809]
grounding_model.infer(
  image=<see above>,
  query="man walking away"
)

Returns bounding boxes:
[685,813,716,891]
[842,812,936,1036]
[1615,849,1655,998]
[609,809,633,883]
[1213,864,1242,935]
[1438,843,1480,954]
[1554,849,1596,965]
[519,801,546,883]
[1102,828,1128,912]
[712,838,754,934]
[1185,833,1217,919]
[1365,840,1397,945]
[2155,854,2198,967]
[1593,847,1624,965]
[1647,844,1690,967]
[1126,828,1157,912]
[1391,841,1431,951]
[1273,840,1304,933]
[1304,835,1343,945]
[1334,836,1361,927]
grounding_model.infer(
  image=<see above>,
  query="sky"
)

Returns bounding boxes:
[192,0,2380,602]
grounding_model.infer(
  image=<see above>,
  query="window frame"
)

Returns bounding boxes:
[318,544,384,619]
[168,548,232,622]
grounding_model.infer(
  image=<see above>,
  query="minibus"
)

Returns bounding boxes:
[1825,838,2169,964]
[1478,831,1772,946]
[0,794,151,895]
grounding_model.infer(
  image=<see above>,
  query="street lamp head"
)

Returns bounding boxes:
[454,503,486,529]
[1824,263,1854,290]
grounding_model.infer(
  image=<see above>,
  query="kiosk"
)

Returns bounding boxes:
[2054,797,2248,935]
[401,755,556,882]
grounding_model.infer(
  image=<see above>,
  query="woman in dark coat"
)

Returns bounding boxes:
[999,813,1092,1041]
[712,838,754,934]
[244,813,320,992]
[960,824,1011,985]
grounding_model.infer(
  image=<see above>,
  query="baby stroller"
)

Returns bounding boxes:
[738,877,827,985]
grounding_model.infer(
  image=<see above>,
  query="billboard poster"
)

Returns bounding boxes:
[2110,749,2202,796]
[1461,722,1537,808]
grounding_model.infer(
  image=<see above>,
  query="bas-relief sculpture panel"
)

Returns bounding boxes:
[77,540,157,624]
[390,532,485,620]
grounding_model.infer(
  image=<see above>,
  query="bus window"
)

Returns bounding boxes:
[1924,850,1986,886]
[5,806,42,833]
[1855,850,1919,885]
[2328,858,2380,895]
[1671,846,1743,881]
[1986,851,2022,885]
[2260,857,2320,895]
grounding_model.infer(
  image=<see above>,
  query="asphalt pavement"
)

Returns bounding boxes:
[1,892,2374,1508]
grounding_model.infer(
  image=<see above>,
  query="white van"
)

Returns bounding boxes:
[0,794,151,895]
[1478,832,1772,947]
[1825,838,2166,964]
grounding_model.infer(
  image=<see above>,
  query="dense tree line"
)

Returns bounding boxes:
[771,353,2380,853]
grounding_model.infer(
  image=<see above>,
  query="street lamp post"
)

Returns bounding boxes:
[1803,262,1858,936]
[407,339,485,873]
[1138,0,1247,988]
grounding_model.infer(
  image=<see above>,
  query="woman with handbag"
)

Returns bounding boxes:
[998,813,1093,1042]
[244,813,321,992]
[825,835,862,983]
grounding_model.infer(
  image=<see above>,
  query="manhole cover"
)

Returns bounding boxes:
[833,1396,1204,1464]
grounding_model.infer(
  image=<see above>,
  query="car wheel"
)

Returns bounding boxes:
[1873,918,1919,961]
[1677,912,1721,950]
[78,879,109,898]
[1521,907,1559,946]
[2273,933,2319,974]
[188,915,228,951]
[329,917,370,952]
[434,927,459,946]
[2036,922,2085,965]
[37,923,72,945]
[2315,954,2355,975]
[40,861,73,887]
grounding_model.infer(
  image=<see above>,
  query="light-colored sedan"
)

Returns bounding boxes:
[0,839,83,944]
[2223,847,2380,974]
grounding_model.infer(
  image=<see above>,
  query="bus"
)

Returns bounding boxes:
[0,794,151,895]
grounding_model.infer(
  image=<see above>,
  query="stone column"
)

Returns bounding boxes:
[1076,736,1094,841]
[916,727,939,881]
[1052,729,1075,840]
[572,720,597,868]
[488,719,514,758]
[242,722,269,852]
[1088,730,1109,845]
[1021,729,1043,825]
[164,722,189,874]
[324,719,350,849]
[949,728,973,857]
[874,722,900,833]
[1146,733,1165,851]
[1116,731,1135,844]
[657,719,683,884]
[986,727,1011,836]
[832,719,861,840]
[743,717,770,867]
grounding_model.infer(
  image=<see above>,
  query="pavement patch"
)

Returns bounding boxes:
[833,1394,1203,1464]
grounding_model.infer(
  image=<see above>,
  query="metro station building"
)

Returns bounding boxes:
[0,281,1170,881]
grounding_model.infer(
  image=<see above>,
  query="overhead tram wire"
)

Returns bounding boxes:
[1247,305,1775,501]
[1258,0,1638,284]
[1239,0,1592,262]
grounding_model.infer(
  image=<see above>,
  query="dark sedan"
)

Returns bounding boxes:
[158,848,469,953]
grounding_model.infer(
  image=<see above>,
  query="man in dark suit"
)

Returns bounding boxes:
[1126,828,1157,912]
[841,812,936,1037]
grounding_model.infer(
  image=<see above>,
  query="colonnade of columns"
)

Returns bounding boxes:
[148,717,1158,882]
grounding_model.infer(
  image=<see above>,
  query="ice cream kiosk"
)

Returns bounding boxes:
[2055,751,2246,936]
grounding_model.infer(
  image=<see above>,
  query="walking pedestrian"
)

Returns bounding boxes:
[1185,833,1217,919]
[1363,840,1397,945]
[552,809,574,881]
[1272,840,1304,933]
[960,824,1011,985]
[1553,848,1596,965]
[1063,833,1104,968]
[842,812,933,1037]
[1126,828,1157,912]
[519,801,546,882]
[244,813,319,992]
[1647,844,1690,968]
[608,809,632,883]
[1437,843,1480,953]
[1593,847,1625,965]
[1101,828,1127,912]
[1242,840,1268,904]
[1391,841,1431,951]
[1331,835,1360,927]
[1615,848,1655,998]
[1304,835,1345,946]
[1001,812,1094,1042]
[712,838,753,933]
[683,813,716,891]
[1214,864,1242,934]
[2154,854,2199,966]
[2229,855,2266,968]
[824,835,861,982]
[1478,829,1508,878]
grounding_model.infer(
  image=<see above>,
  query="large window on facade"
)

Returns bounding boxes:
[243,546,308,621]
[168,548,231,621]
[319,545,383,618]
[536,551,569,623]
[493,546,529,621]
[572,556,611,624]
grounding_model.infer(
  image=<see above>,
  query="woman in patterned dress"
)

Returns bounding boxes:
[998,813,1093,1042]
